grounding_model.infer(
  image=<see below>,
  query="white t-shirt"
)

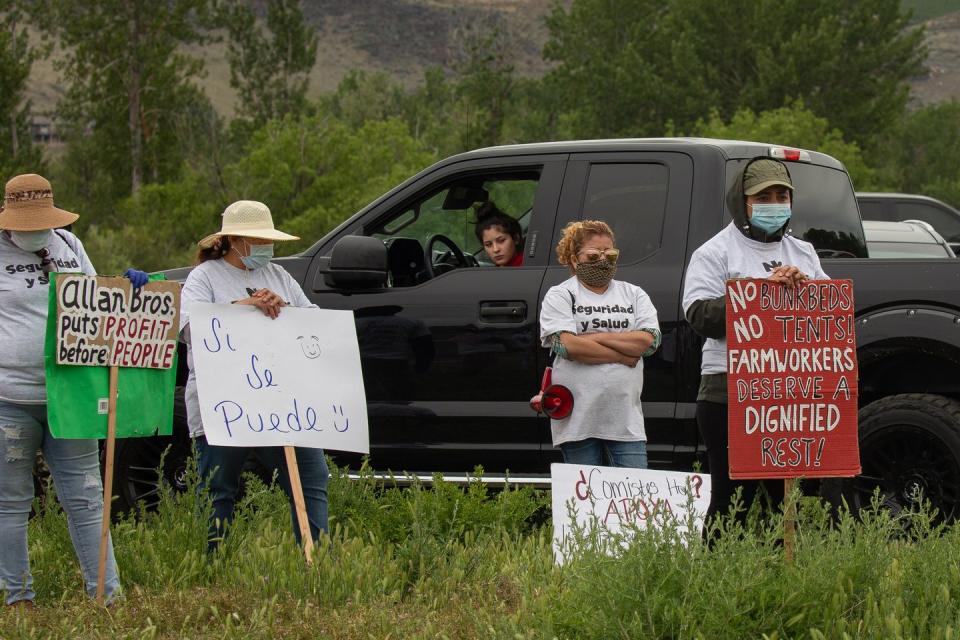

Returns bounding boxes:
[538,276,660,446]
[0,230,96,404]
[682,223,829,375]
[180,258,316,438]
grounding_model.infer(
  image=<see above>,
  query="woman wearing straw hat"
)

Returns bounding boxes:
[180,200,328,552]
[0,173,147,607]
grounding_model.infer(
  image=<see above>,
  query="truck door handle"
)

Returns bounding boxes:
[479,301,527,322]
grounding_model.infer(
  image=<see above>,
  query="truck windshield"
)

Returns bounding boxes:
[726,160,868,259]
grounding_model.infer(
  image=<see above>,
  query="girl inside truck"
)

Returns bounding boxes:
[474,201,524,267]
[538,219,662,468]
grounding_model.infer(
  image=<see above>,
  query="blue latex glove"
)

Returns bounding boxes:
[123,268,149,289]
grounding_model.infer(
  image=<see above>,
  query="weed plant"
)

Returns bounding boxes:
[4,463,960,639]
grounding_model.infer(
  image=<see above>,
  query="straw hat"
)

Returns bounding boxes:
[198,200,299,248]
[0,174,79,231]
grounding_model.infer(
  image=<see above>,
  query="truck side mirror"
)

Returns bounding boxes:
[314,236,388,290]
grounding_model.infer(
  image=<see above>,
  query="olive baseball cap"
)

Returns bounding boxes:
[743,159,794,196]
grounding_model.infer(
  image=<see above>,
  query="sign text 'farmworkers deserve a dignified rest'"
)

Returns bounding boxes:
[725,278,860,479]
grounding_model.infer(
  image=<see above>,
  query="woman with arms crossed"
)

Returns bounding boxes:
[539,220,661,468]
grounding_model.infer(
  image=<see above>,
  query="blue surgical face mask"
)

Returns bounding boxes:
[9,229,53,252]
[750,203,792,235]
[236,240,274,270]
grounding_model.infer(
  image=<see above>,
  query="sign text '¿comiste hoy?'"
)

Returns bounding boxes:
[55,275,180,369]
[725,278,861,479]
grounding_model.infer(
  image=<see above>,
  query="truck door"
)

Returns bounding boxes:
[538,151,696,470]
[305,155,566,474]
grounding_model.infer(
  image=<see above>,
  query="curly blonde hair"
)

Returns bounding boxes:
[555,220,615,266]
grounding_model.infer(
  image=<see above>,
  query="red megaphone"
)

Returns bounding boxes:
[529,367,574,419]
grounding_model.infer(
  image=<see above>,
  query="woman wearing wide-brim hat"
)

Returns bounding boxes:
[0,174,147,607]
[180,200,328,552]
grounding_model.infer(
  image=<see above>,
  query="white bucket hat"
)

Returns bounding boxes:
[198,200,299,248]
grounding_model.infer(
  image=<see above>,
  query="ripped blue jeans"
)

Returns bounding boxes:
[0,401,120,604]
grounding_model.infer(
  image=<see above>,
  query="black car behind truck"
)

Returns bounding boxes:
[116,138,960,521]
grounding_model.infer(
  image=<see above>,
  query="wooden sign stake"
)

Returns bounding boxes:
[783,478,797,564]
[96,365,119,604]
[284,446,314,565]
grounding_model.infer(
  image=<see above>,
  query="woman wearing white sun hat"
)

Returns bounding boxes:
[180,200,328,552]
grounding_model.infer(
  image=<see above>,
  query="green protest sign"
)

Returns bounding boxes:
[44,272,179,439]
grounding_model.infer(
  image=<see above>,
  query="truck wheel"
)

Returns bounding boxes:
[111,432,193,514]
[822,393,960,523]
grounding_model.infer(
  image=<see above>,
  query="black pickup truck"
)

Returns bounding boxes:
[119,138,960,520]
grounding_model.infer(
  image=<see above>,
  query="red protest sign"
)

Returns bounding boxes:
[725,278,860,479]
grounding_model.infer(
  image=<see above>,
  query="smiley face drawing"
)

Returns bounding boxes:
[297,335,322,359]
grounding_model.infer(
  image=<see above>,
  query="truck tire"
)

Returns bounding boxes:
[109,386,193,514]
[111,432,193,514]
[822,393,960,523]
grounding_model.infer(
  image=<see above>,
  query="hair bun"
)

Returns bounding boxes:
[473,201,499,223]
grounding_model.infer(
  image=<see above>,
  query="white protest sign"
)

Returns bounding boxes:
[188,302,369,452]
[55,275,180,369]
[551,463,711,563]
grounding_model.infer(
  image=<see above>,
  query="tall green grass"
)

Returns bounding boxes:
[5,464,960,639]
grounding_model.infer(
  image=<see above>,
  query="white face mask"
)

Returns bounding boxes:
[9,230,53,252]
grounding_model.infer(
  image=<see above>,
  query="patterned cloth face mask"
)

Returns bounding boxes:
[575,259,617,288]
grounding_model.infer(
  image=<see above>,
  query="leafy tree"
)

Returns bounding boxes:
[222,0,317,128]
[325,70,408,131]
[542,0,926,145]
[81,114,438,271]
[541,0,715,139]
[83,168,218,274]
[45,0,214,207]
[881,101,960,209]
[693,102,880,190]
[0,0,45,178]
[325,20,523,158]
[447,22,518,150]
[223,115,437,254]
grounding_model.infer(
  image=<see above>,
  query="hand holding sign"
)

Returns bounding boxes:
[234,287,286,319]
[766,264,808,287]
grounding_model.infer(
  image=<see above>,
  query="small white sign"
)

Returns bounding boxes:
[188,302,369,452]
[551,463,711,563]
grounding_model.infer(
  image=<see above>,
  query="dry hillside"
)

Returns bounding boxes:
[22,1,960,120]
[912,9,960,105]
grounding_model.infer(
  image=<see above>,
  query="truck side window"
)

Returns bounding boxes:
[369,170,541,286]
[582,163,669,264]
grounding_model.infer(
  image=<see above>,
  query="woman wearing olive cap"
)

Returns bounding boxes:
[681,158,829,528]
